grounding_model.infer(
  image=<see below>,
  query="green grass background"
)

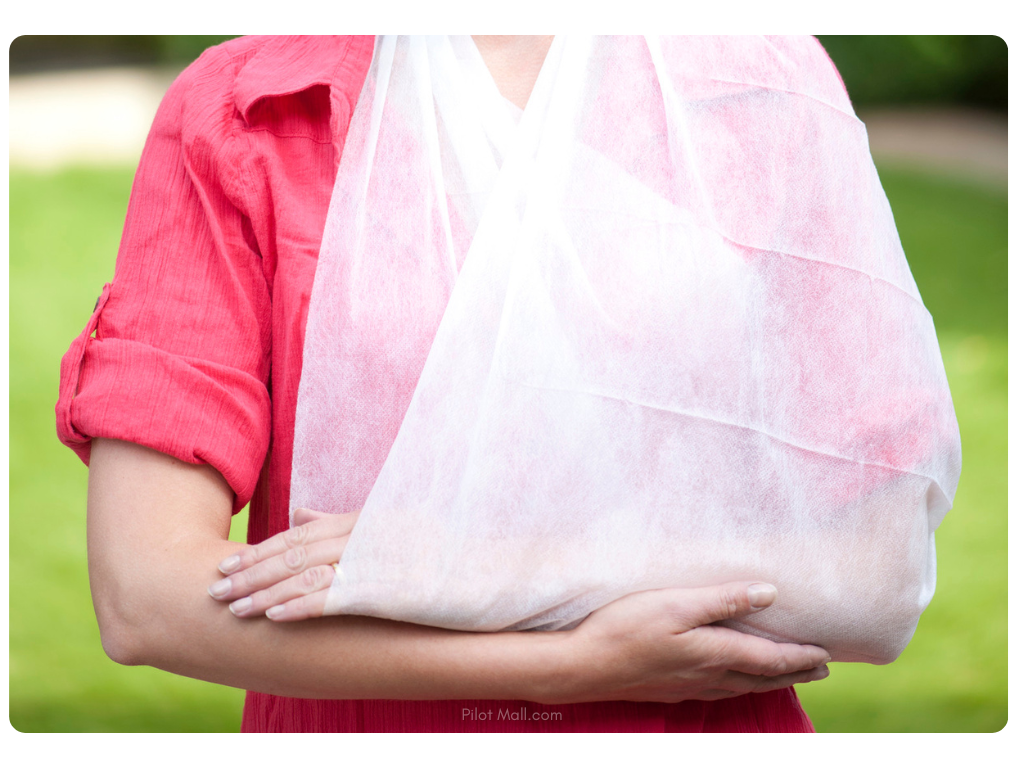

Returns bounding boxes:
[9,162,1007,732]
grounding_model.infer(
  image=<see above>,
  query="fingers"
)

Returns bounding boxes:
[265,590,331,622]
[216,508,359,575]
[695,626,831,675]
[701,665,830,700]
[210,536,346,603]
[652,582,830,672]
[568,583,835,704]
[207,508,354,622]
[293,507,337,526]
[228,563,336,618]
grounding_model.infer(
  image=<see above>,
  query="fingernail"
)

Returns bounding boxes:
[813,665,830,680]
[229,597,252,616]
[208,578,231,599]
[747,583,777,609]
[219,555,241,574]
[266,605,285,620]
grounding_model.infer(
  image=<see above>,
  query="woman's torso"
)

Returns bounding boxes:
[206,34,813,733]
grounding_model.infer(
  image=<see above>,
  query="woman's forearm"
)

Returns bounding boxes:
[137,539,574,701]
[87,438,571,702]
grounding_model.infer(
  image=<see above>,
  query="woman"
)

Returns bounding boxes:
[59,35,951,732]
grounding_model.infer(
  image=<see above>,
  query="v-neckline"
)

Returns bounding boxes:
[467,36,556,112]
[448,35,563,155]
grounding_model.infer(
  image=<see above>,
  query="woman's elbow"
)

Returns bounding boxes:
[90,585,150,665]
[89,552,179,667]
[95,609,146,666]
[85,438,239,668]
[89,570,169,667]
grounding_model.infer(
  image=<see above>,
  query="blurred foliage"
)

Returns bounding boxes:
[9,36,1008,112]
[9,35,239,73]
[816,35,1007,111]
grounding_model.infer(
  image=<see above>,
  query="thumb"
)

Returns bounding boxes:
[674,582,778,630]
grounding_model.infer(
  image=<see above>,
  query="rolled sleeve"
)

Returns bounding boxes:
[56,48,272,512]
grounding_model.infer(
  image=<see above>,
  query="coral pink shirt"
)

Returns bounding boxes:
[56,35,814,733]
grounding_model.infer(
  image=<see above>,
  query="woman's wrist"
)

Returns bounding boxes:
[500,625,582,705]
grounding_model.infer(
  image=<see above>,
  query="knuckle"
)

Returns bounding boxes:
[285,526,308,547]
[300,567,326,592]
[715,591,739,620]
[757,672,786,692]
[230,569,251,592]
[699,632,735,671]
[762,652,789,677]
[283,546,307,573]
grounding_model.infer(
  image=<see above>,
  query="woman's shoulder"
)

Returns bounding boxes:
[154,36,372,146]
[172,35,368,92]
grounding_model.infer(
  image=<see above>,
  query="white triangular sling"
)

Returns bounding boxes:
[290,36,961,663]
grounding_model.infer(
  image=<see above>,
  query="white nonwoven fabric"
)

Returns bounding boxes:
[290,35,961,664]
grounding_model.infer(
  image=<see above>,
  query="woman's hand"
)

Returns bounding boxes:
[554,582,831,704]
[208,508,359,621]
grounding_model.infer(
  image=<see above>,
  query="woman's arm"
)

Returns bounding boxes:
[87,437,830,703]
